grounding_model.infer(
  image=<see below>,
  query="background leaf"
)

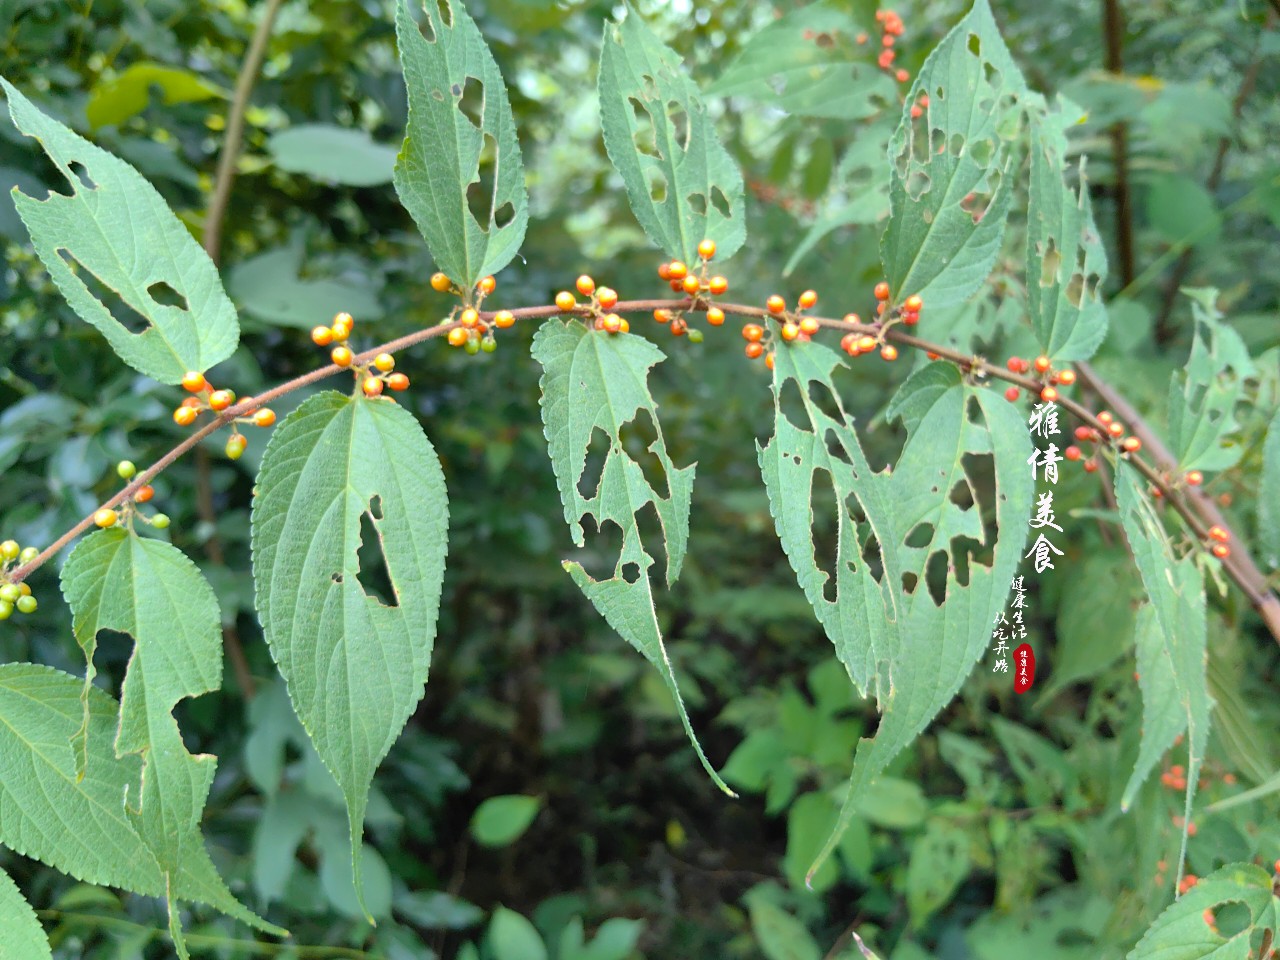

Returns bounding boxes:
[268,124,400,186]
[598,2,746,264]
[1126,863,1278,959]
[251,391,449,911]
[227,235,384,329]
[2,77,239,383]
[0,864,49,960]
[392,0,528,287]
[85,62,223,129]
[470,794,542,848]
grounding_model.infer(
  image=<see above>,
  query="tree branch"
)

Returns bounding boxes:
[1103,0,1136,289]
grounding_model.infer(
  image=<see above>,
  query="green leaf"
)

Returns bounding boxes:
[706,6,896,120]
[0,866,49,960]
[879,0,1034,308]
[598,2,746,265]
[758,335,1033,880]
[489,907,548,960]
[250,391,448,915]
[85,62,223,129]
[557,917,645,960]
[1257,409,1280,570]
[1,78,239,383]
[393,0,528,287]
[532,319,729,795]
[268,124,400,187]
[395,891,485,930]
[60,530,279,953]
[1026,103,1109,362]
[227,236,384,329]
[785,792,840,893]
[1114,461,1210,884]
[1166,289,1256,473]
[0,663,279,934]
[748,899,822,960]
[1040,551,1140,700]
[1146,174,1222,249]
[1127,863,1278,959]
[470,794,542,848]
[906,822,971,927]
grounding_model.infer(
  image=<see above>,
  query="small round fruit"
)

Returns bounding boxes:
[0,540,17,561]
[707,307,725,326]
[687,328,703,343]
[430,272,452,292]
[94,508,118,528]
[478,275,497,295]
[555,291,577,312]
[1041,386,1059,402]
[464,336,481,355]
[895,68,909,83]
[1034,355,1052,373]
[798,289,818,309]
[1007,357,1024,373]
[15,595,35,615]
[117,460,136,480]
[0,584,19,603]
[1083,459,1098,473]
[697,238,716,260]
[874,282,890,300]
[1208,525,1230,543]
[575,275,595,296]
[1211,543,1230,559]
[1122,436,1141,453]
[904,294,923,312]
[374,353,395,372]
[0,601,10,620]
[682,275,701,295]
[702,276,726,297]
[910,105,922,118]
[1004,387,1020,402]
[901,310,918,325]
[253,409,277,427]
[174,406,198,426]
[667,261,688,281]
[1065,445,1081,461]
[780,322,799,342]
[331,346,354,367]
[1097,411,1113,425]
[225,435,247,460]
[745,342,764,359]
[841,333,859,355]
[881,345,898,361]
[363,376,384,397]
[844,312,861,325]
[460,308,479,328]
[1185,470,1203,486]
[1108,422,1125,438]
[447,327,469,347]
[598,287,619,309]
[1074,426,1093,441]
[312,325,334,346]
[181,371,206,393]
[332,312,354,335]
[653,309,672,324]
[1057,369,1076,386]
[209,389,236,411]
[670,318,687,337]
[151,513,170,530]
[387,373,410,392]
[765,352,776,371]
[799,317,820,336]
[481,336,497,353]
[135,484,154,503]
[494,310,515,328]
[619,319,630,333]
[766,295,786,314]
[857,336,876,353]
[603,313,622,333]
[657,263,671,280]
[742,323,765,343]
[19,546,37,565]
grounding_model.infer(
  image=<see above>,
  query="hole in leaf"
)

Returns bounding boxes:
[905,522,935,549]
[983,61,1001,88]
[710,186,732,219]
[332,573,344,584]
[666,101,689,151]
[948,479,975,511]
[906,168,930,201]
[686,192,707,216]
[61,250,151,335]
[456,76,484,129]
[69,161,96,191]
[368,494,384,521]
[1065,272,1084,307]
[648,172,668,202]
[414,3,436,42]
[621,562,642,584]
[147,281,188,311]
[578,426,610,500]
[465,133,498,231]
[901,571,918,595]
[617,409,669,500]
[811,467,839,602]
[807,381,841,424]
[778,379,809,433]
[629,98,659,158]
[436,0,452,27]
[494,201,515,228]
[970,138,995,167]
[925,549,948,605]
[861,530,884,583]
[357,506,395,607]
[967,33,981,56]
[949,133,965,157]
[1039,238,1061,287]
[575,516,625,582]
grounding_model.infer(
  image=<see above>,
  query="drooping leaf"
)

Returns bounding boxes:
[1127,863,1278,960]
[759,335,1033,879]
[60,531,279,954]
[251,391,448,913]
[1026,101,1109,362]
[532,319,729,794]
[906,822,972,927]
[598,2,746,264]
[1166,289,1256,473]
[0,663,280,934]
[85,62,223,129]
[393,0,528,287]
[269,124,400,187]
[489,907,548,960]
[1,78,239,383]
[227,235,384,329]
[706,5,896,120]
[1114,461,1210,886]
[879,0,1036,308]
[470,794,542,848]
[0,865,49,960]
[1261,409,1280,570]
[1145,174,1222,249]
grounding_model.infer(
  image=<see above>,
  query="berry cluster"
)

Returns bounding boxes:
[652,239,725,341]
[1003,354,1076,404]
[314,311,414,392]
[172,369,276,459]
[857,9,910,83]
[558,275,631,336]
[438,275,504,354]
[0,540,39,619]
[92,460,172,532]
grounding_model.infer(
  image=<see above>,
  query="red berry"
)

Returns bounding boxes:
[1083,459,1098,473]
[1208,525,1230,542]
[1065,446,1081,461]
[904,294,923,312]
[1004,387,1019,401]
[135,484,155,503]
[1185,470,1203,486]
[1041,386,1059,402]
[766,295,786,315]
[874,282,890,300]
[1034,355,1051,373]
[575,275,595,296]
[745,342,764,359]
[1122,436,1141,453]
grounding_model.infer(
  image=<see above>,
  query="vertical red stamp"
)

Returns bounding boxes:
[1013,643,1035,694]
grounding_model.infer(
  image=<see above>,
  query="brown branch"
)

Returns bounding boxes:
[1103,0,1136,289]
[8,299,1279,649]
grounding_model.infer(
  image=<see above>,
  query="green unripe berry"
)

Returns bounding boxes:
[464,337,481,355]
[226,435,247,460]
[687,328,704,344]
[0,600,11,620]
[0,540,18,561]
[151,514,171,530]
[0,584,19,604]
[117,460,136,480]
[15,595,36,614]
[481,336,497,354]
[18,547,37,564]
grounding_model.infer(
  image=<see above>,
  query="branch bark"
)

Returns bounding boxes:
[1102,0,1136,289]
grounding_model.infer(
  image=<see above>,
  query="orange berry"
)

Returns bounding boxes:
[447,327,469,347]
[1057,369,1076,386]
[667,261,688,281]
[1185,470,1203,486]
[765,352,776,371]
[1108,422,1125,438]
[135,485,155,503]
[1065,445,1081,461]
[745,342,764,359]
[707,307,725,326]
[653,309,672,324]
[331,345,354,366]
[619,319,630,333]
[602,313,622,333]
[209,389,235,411]
[858,336,876,353]
[798,289,817,309]
[576,275,595,296]
[927,351,939,360]
[910,104,923,119]
[657,263,671,281]
[1097,411,1114,425]
[1034,355,1052,373]
[93,508,118,528]
[181,371,206,393]
[1005,387,1020,402]
[387,373,410,391]
[180,396,202,409]
[1074,426,1094,441]
[841,333,859,354]
[670,317,687,336]
[879,49,895,68]
[460,308,479,328]
[430,272,452,292]
[895,68,909,83]
[883,33,895,47]
[311,325,334,347]
[669,279,684,292]
[780,322,799,342]
[362,376,384,398]
[881,345,898,361]
[743,324,765,342]
[697,239,716,260]
[253,409,276,427]
[332,312,354,334]
[682,275,701,296]
[874,282,890,300]
[799,317,820,336]
[478,275,496,295]
[919,95,930,107]
[598,287,619,309]
[173,405,198,426]
[1223,772,1236,785]
[555,291,577,312]
[1122,436,1141,453]
[373,353,395,372]
[766,295,786,314]
[494,310,515,328]
[1084,459,1098,473]
[904,294,923,312]
[1208,525,1230,542]
[844,312,861,325]
[1041,386,1059,402]
[708,276,728,296]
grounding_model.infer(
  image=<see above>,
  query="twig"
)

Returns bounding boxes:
[1102,0,1136,289]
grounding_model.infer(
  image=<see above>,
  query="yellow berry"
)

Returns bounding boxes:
[597,287,619,309]
[253,409,276,427]
[181,371,206,393]
[766,295,786,315]
[799,317,820,336]
[362,376,384,397]
[311,325,334,346]
[494,310,515,328]
[332,312,354,335]
[881,345,898,361]
[555,291,577,312]
[388,373,410,391]
[667,261,688,281]
[174,406,198,426]
[209,389,235,411]
[707,307,725,326]
[430,272,452,292]
[780,322,799,342]
[94,508,118,528]
[331,346,354,367]
[374,353,395,372]
[447,327,470,347]
[708,276,728,296]
[602,313,622,333]
[460,308,479,328]
[904,294,923,312]
[576,275,596,296]
[478,275,496,295]
[798,289,817,309]
[697,239,717,260]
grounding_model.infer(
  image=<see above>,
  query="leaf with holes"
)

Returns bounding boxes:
[60,531,280,955]
[393,0,528,287]
[250,391,448,914]
[1026,102,1109,362]
[1127,863,1278,959]
[1166,289,1256,473]
[1261,409,1280,570]
[1,78,239,384]
[598,2,746,265]
[759,334,1033,879]
[880,0,1036,308]
[532,319,729,794]
[706,5,896,121]
[0,865,48,960]
[0,663,281,941]
[1114,461,1210,886]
